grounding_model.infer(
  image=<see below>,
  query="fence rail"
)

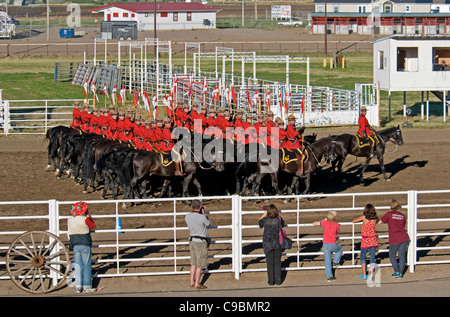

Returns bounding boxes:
[0,190,449,284]
[0,40,373,58]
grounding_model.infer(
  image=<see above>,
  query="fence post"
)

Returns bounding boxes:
[48,199,60,286]
[232,194,242,280]
[407,190,417,273]
[4,100,10,136]
[44,100,48,133]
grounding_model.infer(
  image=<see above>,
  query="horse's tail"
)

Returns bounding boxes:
[120,149,135,185]
[82,139,97,181]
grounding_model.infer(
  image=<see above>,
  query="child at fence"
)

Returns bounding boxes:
[313,210,342,282]
[67,201,97,293]
[352,204,379,281]
[379,199,410,278]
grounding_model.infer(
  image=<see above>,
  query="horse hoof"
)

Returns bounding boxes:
[45,164,51,170]
[121,203,127,209]
[386,178,391,182]
[82,190,87,194]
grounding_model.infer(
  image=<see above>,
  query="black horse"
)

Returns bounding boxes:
[242,134,333,196]
[129,136,225,202]
[328,125,404,182]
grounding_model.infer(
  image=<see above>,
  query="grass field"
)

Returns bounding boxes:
[0,50,448,128]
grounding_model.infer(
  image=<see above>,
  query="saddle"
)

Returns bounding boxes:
[281,148,309,165]
[355,134,379,149]
[159,148,187,167]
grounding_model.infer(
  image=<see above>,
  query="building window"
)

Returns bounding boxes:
[384,4,392,13]
[405,5,410,12]
[358,6,366,13]
[161,12,168,18]
[123,12,128,18]
[317,5,324,12]
[397,47,418,72]
[378,51,384,70]
[433,48,450,71]
[373,5,380,13]
[113,12,119,18]
[187,12,192,21]
[173,13,178,21]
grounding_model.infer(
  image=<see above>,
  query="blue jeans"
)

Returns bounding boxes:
[322,243,343,278]
[361,247,377,265]
[389,241,409,274]
[73,245,92,289]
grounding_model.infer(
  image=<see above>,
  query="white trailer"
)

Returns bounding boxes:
[0,12,16,39]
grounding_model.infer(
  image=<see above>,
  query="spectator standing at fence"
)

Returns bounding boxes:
[379,199,410,278]
[258,204,285,286]
[313,210,342,282]
[67,201,97,293]
[185,199,210,290]
[352,204,379,281]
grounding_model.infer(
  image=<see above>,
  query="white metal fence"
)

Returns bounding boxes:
[0,99,82,135]
[0,190,449,283]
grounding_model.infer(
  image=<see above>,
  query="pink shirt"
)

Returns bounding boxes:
[320,220,340,244]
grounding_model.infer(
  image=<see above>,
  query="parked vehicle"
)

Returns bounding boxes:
[100,21,138,40]
[277,18,303,27]
[0,12,16,39]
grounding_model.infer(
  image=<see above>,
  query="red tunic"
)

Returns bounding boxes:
[159,127,175,152]
[71,107,81,128]
[80,109,90,132]
[88,113,100,134]
[107,119,118,139]
[358,114,373,137]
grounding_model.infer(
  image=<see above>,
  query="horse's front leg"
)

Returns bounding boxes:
[377,154,390,181]
[192,177,203,197]
[301,173,311,196]
[270,173,283,195]
[359,156,372,183]
[182,173,194,198]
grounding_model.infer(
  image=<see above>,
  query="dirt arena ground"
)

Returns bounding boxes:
[0,126,449,298]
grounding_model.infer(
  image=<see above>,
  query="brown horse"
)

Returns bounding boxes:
[328,126,404,183]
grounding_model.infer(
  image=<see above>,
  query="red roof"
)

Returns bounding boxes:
[90,2,221,14]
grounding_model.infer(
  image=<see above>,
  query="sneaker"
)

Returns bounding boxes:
[332,262,340,269]
[75,287,83,293]
[397,274,403,279]
[83,288,100,293]
[327,277,336,282]
[392,272,400,278]
[359,274,367,280]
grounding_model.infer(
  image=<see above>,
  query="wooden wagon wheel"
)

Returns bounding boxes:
[6,231,71,294]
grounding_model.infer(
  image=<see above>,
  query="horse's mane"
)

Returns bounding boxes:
[378,126,398,134]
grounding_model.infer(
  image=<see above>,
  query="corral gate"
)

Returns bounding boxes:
[0,190,449,284]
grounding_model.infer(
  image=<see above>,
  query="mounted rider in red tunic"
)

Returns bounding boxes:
[357,106,378,158]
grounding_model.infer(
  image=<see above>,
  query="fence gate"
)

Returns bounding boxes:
[355,82,380,127]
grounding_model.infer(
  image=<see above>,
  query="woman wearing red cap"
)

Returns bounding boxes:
[67,201,97,293]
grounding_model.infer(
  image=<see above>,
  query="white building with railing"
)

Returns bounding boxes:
[90,2,221,31]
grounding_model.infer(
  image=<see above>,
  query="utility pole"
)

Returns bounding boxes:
[154,0,157,57]
[46,0,49,42]
[324,0,327,57]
